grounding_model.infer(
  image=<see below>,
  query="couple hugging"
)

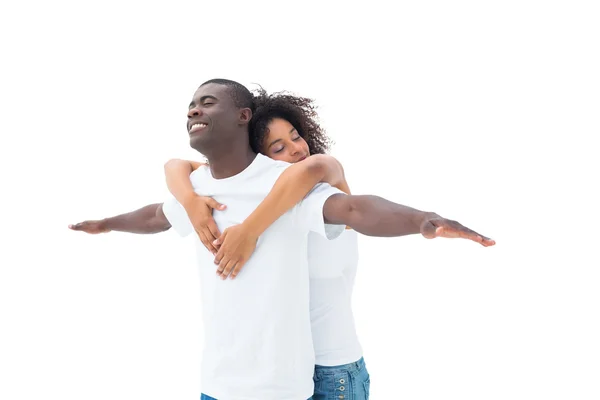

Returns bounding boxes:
[69,79,494,400]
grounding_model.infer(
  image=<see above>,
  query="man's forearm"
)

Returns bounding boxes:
[324,194,434,237]
[102,203,172,234]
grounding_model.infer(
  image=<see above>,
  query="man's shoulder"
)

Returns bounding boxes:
[256,154,290,169]
[250,154,291,178]
[189,164,211,185]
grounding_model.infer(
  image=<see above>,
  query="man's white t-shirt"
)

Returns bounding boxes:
[162,154,344,400]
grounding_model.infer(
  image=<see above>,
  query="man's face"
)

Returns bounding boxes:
[187,83,240,151]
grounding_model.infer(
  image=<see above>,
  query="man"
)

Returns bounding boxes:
[69,79,494,399]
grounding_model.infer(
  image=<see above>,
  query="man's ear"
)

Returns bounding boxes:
[239,108,252,125]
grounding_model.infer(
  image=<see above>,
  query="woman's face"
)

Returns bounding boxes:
[261,118,310,163]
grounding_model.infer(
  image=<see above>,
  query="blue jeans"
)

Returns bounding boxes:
[201,394,313,400]
[199,358,371,400]
[313,357,370,400]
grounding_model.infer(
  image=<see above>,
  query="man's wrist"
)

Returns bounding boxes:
[99,218,111,232]
[418,211,440,231]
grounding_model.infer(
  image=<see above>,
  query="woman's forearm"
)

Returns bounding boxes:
[164,159,205,207]
[243,155,350,236]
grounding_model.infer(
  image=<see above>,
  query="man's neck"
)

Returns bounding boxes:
[205,143,257,179]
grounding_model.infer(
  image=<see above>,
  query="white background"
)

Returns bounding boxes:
[1,1,599,399]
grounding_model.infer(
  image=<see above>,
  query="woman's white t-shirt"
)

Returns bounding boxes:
[308,229,363,366]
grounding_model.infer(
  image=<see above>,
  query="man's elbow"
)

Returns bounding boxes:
[147,218,171,234]
[154,204,172,232]
[323,194,356,225]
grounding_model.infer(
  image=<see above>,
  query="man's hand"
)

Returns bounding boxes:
[68,220,110,234]
[183,194,226,255]
[212,224,259,280]
[420,215,495,246]
[67,204,170,235]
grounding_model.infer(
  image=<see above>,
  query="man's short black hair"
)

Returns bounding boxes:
[200,79,254,110]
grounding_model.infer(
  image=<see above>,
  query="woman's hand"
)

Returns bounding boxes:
[183,194,227,254]
[212,224,259,280]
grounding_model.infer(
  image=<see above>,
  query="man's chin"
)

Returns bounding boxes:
[189,135,209,152]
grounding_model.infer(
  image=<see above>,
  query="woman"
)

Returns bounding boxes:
[165,88,371,399]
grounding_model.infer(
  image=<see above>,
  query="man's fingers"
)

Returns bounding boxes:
[69,221,89,230]
[69,222,98,234]
[467,229,495,246]
[483,237,496,246]
[463,228,494,245]
[437,225,469,239]
[437,225,472,239]
[477,236,496,246]
[436,225,496,246]
[451,224,494,246]
[460,231,484,244]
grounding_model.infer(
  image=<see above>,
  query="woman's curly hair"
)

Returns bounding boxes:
[249,87,332,155]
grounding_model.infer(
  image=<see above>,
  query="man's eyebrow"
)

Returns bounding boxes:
[200,95,218,103]
[189,95,218,109]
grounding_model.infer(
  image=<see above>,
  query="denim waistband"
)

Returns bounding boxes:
[315,357,365,373]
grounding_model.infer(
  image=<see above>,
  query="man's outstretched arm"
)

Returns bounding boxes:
[68,203,172,235]
[323,194,494,246]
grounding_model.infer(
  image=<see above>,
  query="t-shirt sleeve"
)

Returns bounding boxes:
[162,197,193,237]
[295,183,346,240]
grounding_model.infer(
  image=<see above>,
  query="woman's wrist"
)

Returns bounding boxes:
[241,217,265,239]
[180,191,200,209]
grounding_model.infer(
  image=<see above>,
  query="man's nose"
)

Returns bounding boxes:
[187,107,203,119]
